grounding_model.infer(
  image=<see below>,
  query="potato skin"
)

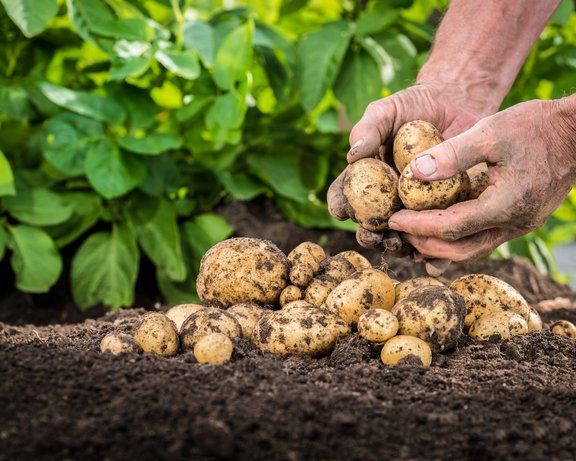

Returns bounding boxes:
[252,307,350,356]
[343,158,401,231]
[279,285,303,306]
[394,277,445,304]
[304,275,339,307]
[322,256,356,283]
[196,237,290,307]
[527,306,543,332]
[550,320,576,339]
[288,242,325,287]
[180,307,242,352]
[398,165,470,211]
[449,274,531,330]
[336,251,372,271]
[227,303,267,338]
[357,309,399,344]
[325,268,395,325]
[381,335,432,367]
[165,303,204,331]
[133,313,180,357]
[466,163,490,200]
[391,286,465,352]
[100,332,142,355]
[468,311,528,341]
[193,333,234,365]
[393,120,443,173]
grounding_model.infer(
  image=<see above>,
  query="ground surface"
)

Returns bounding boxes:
[1,200,575,461]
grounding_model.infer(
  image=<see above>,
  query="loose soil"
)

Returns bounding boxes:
[1,200,575,461]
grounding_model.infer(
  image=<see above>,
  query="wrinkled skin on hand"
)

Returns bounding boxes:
[388,99,576,261]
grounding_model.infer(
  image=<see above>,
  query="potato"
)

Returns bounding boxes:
[288,242,325,287]
[252,306,350,356]
[100,332,142,355]
[227,303,267,338]
[449,274,531,330]
[357,309,399,344]
[193,333,234,365]
[393,120,443,173]
[289,263,316,288]
[133,313,179,357]
[165,303,204,331]
[304,275,339,307]
[343,158,401,232]
[279,285,303,306]
[381,335,432,367]
[398,165,470,211]
[324,268,395,325]
[336,250,372,271]
[468,311,529,341]
[196,237,290,307]
[322,256,356,283]
[180,307,242,352]
[282,300,316,310]
[391,286,465,352]
[527,306,543,332]
[356,226,384,249]
[394,277,445,303]
[550,320,576,339]
[466,162,490,199]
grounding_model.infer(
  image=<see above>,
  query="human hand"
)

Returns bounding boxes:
[388,97,576,261]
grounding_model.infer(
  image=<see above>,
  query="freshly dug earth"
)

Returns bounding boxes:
[1,200,576,461]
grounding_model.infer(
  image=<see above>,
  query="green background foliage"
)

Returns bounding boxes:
[0,0,575,310]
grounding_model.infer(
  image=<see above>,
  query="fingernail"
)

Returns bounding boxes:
[348,139,363,157]
[388,220,400,230]
[414,154,437,176]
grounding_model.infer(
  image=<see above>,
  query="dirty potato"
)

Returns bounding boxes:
[196,237,290,307]
[394,277,445,303]
[165,303,204,331]
[357,309,399,344]
[100,332,142,355]
[180,307,242,352]
[252,307,350,356]
[381,335,432,367]
[550,320,576,339]
[282,300,317,310]
[343,158,402,232]
[193,333,234,365]
[449,274,531,330]
[391,286,465,352]
[325,268,395,325]
[527,306,543,332]
[466,162,490,199]
[227,303,267,338]
[133,313,180,357]
[322,256,357,283]
[393,120,443,173]
[336,250,372,271]
[468,311,529,341]
[279,285,303,306]
[304,275,340,307]
[288,242,325,287]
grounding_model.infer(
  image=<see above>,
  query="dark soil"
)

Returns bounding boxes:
[1,199,575,461]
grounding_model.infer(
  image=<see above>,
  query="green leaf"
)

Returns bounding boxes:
[7,225,62,292]
[277,197,356,231]
[372,34,417,92]
[37,82,126,125]
[217,171,266,200]
[213,21,253,90]
[0,84,33,119]
[138,156,180,197]
[125,194,186,281]
[183,213,234,267]
[118,132,183,155]
[334,48,382,123]
[105,83,157,130]
[1,0,58,37]
[66,0,116,45]
[3,188,73,225]
[110,56,151,80]
[85,140,146,199]
[0,150,15,196]
[183,20,215,68]
[298,21,354,113]
[175,95,213,122]
[71,223,139,310]
[155,49,201,80]
[356,9,399,36]
[89,18,149,40]
[205,92,246,131]
[43,112,104,176]
[551,0,574,26]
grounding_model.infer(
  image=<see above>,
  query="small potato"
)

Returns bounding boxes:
[343,158,402,232]
[193,333,234,365]
[304,275,339,307]
[357,309,399,344]
[466,163,490,200]
[279,285,303,306]
[449,274,531,330]
[288,242,325,287]
[398,165,470,211]
[325,268,395,325]
[391,286,465,352]
[356,226,384,249]
[336,250,372,271]
[180,307,242,352]
[393,120,443,173]
[100,332,142,355]
[289,262,316,288]
[468,311,529,341]
[165,303,204,331]
[381,335,432,367]
[550,320,576,339]
[322,256,356,283]
[394,277,445,303]
[133,313,180,357]
[527,306,543,332]
[196,237,290,307]
[252,307,350,356]
[227,303,267,338]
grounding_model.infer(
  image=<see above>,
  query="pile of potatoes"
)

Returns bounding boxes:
[100,237,575,367]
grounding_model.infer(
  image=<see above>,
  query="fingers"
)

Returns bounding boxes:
[327,168,349,220]
[425,259,452,277]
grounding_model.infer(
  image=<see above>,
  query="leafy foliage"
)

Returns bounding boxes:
[0,0,575,309]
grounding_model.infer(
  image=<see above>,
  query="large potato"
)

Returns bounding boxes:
[133,313,180,357]
[393,120,443,173]
[324,268,395,325]
[449,274,531,330]
[343,158,401,231]
[391,286,465,352]
[196,238,290,307]
[227,303,267,338]
[252,307,350,356]
[381,335,432,367]
[468,311,528,341]
[357,309,399,344]
[180,307,242,352]
[394,277,444,304]
[165,303,204,331]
